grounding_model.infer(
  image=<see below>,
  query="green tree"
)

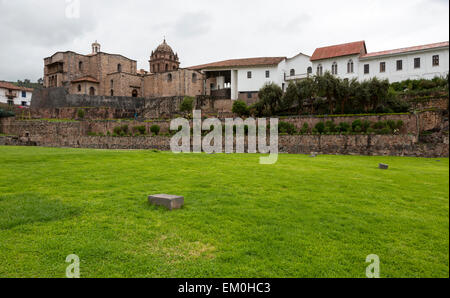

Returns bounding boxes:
[180,96,195,114]
[232,100,250,117]
[315,72,338,114]
[258,83,283,116]
[281,82,300,111]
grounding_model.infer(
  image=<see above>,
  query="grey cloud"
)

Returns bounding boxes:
[171,12,212,38]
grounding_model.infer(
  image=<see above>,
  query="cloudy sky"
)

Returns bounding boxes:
[0,0,448,81]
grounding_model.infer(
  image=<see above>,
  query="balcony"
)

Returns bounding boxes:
[5,90,17,98]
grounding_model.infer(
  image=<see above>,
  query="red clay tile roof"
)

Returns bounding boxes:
[189,57,286,70]
[71,76,99,83]
[361,41,449,59]
[311,41,367,61]
[0,81,33,92]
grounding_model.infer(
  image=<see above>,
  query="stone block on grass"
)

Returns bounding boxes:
[379,163,389,170]
[148,194,184,210]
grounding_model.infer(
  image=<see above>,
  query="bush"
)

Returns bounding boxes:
[77,109,85,119]
[380,127,392,134]
[232,100,250,117]
[279,121,297,135]
[0,109,14,118]
[352,119,363,132]
[325,121,337,133]
[150,125,160,135]
[133,126,146,135]
[113,125,129,136]
[301,123,309,134]
[361,120,371,133]
[315,122,325,134]
[180,96,194,113]
[339,122,351,133]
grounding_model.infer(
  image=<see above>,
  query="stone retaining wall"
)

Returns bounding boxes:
[1,134,447,157]
[1,111,443,138]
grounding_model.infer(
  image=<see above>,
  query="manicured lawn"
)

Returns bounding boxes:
[0,146,448,278]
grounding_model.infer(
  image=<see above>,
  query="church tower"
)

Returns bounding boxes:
[92,41,101,54]
[149,39,180,73]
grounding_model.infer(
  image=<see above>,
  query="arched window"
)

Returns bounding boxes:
[168,73,173,82]
[290,69,295,76]
[332,62,338,75]
[89,87,95,96]
[77,84,81,92]
[132,89,138,97]
[165,64,169,71]
[347,60,354,73]
[317,64,323,76]
[110,90,114,96]
[192,73,197,83]
[79,61,83,71]
[110,80,114,88]
[307,67,312,74]
[157,64,160,72]
[117,64,122,72]
[173,65,177,70]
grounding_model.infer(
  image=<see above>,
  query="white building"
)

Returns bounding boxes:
[311,41,449,83]
[190,54,312,103]
[0,81,33,106]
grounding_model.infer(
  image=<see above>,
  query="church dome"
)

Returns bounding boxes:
[155,39,174,54]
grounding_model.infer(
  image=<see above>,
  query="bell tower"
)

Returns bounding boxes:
[92,41,101,54]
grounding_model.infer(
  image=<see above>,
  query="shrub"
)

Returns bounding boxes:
[339,122,351,133]
[352,119,363,132]
[325,121,337,133]
[0,109,15,118]
[380,127,392,134]
[396,120,404,130]
[113,126,123,135]
[133,126,146,135]
[315,122,325,134]
[150,125,160,135]
[386,120,397,130]
[87,132,97,136]
[279,121,297,135]
[180,96,194,113]
[301,123,309,134]
[77,109,85,119]
[232,100,250,117]
[361,120,371,133]
[113,125,129,136]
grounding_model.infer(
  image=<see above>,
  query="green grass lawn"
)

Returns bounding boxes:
[0,146,448,278]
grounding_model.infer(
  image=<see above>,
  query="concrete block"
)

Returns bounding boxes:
[148,194,184,210]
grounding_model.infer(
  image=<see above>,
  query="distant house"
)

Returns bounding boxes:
[0,81,33,106]
[310,41,449,82]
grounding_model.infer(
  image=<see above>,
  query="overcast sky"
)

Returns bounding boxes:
[0,0,448,81]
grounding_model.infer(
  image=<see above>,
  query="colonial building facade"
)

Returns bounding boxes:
[0,81,33,106]
[310,41,449,83]
[43,40,203,98]
[190,40,448,102]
